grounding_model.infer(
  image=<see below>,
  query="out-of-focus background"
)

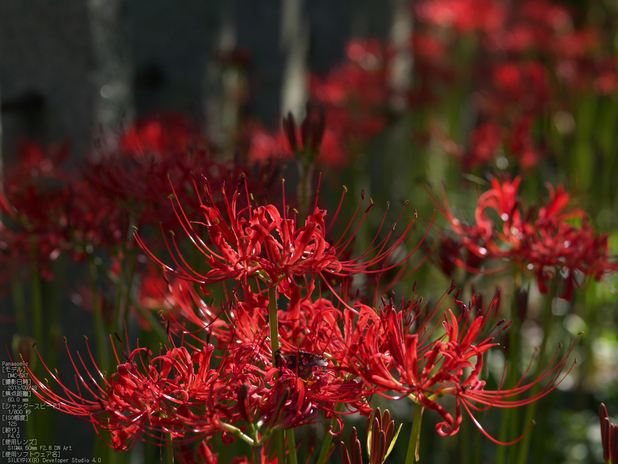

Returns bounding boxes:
[0,0,386,156]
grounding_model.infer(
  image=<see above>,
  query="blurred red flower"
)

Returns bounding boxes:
[436,176,618,299]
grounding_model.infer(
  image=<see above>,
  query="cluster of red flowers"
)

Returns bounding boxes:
[0,114,256,290]
[309,40,391,151]
[420,0,618,170]
[18,170,579,463]
[436,176,618,299]
[7,3,614,461]
[0,140,72,282]
[241,0,617,173]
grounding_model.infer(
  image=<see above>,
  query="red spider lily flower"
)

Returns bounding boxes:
[0,124,247,267]
[245,123,293,164]
[219,334,370,437]
[138,264,173,312]
[21,295,371,453]
[0,141,73,281]
[119,113,205,157]
[256,375,318,431]
[466,121,504,169]
[20,339,232,451]
[140,179,341,296]
[136,176,419,307]
[24,336,284,449]
[136,266,238,344]
[342,286,578,442]
[216,293,372,414]
[170,287,374,419]
[490,61,550,115]
[435,176,618,299]
[84,114,250,231]
[309,39,389,156]
[508,116,542,169]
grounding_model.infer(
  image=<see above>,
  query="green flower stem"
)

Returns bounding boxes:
[315,403,345,464]
[115,246,139,334]
[30,243,44,354]
[285,429,298,464]
[461,413,470,464]
[268,286,286,464]
[218,420,256,447]
[29,242,56,447]
[516,278,558,464]
[496,288,523,464]
[268,286,281,369]
[112,243,127,335]
[253,445,263,464]
[405,404,424,464]
[88,256,109,370]
[297,161,314,221]
[275,431,286,464]
[167,433,175,464]
[11,277,27,336]
[46,255,67,368]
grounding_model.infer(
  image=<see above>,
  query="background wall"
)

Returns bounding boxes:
[0,0,389,159]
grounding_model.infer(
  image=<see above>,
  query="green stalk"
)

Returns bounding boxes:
[508,402,520,464]
[112,242,127,335]
[269,286,281,367]
[29,242,55,446]
[11,277,27,335]
[404,404,424,464]
[255,445,263,464]
[30,244,44,353]
[315,403,345,464]
[285,429,298,464]
[115,246,139,334]
[167,433,175,464]
[297,161,314,221]
[88,256,109,370]
[268,286,286,464]
[496,295,523,464]
[460,412,470,464]
[516,278,557,464]
[45,254,67,369]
